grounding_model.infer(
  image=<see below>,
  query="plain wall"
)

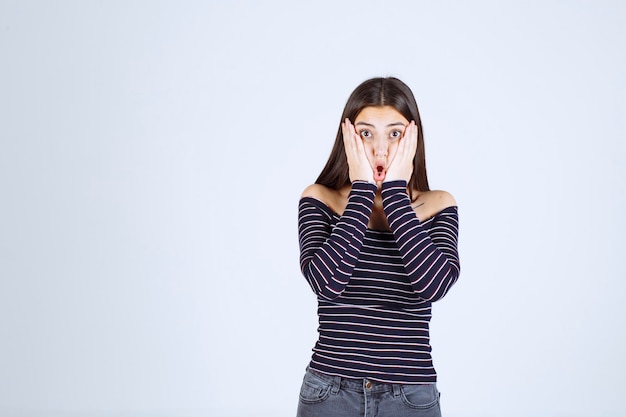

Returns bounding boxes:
[1,1,625,416]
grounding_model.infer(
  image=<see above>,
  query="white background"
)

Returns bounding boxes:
[1,1,625,416]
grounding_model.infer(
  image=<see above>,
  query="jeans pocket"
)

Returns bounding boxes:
[298,370,333,404]
[400,383,440,409]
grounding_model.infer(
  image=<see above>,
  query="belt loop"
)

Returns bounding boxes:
[331,375,341,395]
[392,383,401,397]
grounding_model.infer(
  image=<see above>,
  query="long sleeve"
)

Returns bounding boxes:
[381,180,460,302]
[298,181,377,300]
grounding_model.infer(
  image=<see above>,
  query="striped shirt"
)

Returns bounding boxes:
[298,180,460,384]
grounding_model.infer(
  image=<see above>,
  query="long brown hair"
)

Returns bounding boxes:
[315,77,430,194]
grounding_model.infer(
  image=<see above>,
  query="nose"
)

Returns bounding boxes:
[374,142,388,157]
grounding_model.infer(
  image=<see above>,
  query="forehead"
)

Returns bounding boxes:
[354,106,408,124]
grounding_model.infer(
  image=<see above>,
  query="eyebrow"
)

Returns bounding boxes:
[355,121,407,127]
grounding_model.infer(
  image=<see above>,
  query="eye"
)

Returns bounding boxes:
[359,130,372,139]
[389,130,403,140]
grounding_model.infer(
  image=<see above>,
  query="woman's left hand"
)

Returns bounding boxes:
[385,121,417,183]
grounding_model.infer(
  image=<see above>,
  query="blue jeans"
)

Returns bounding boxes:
[296,368,442,417]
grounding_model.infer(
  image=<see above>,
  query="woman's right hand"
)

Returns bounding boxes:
[342,118,375,184]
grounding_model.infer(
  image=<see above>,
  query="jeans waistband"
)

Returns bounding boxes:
[307,368,405,395]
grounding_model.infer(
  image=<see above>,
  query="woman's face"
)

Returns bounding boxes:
[354,105,410,184]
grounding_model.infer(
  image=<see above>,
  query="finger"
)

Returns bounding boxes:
[348,120,359,143]
[343,119,356,140]
[342,120,355,156]
[388,122,416,180]
[341,119,350,143]
[396,122,415,162]
[343,120,366,172]
[394,123,412,162]
[347,121,367,161]
[407,121,417,156]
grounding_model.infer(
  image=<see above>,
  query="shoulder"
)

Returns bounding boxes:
[301,183,349,215]
[413,189,457,220]
[425,190,457,209]
[301,183,332,200]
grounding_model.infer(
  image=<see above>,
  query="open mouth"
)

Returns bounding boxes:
[374,165,386,182]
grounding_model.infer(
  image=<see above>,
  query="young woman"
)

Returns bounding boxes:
[296,77,460,417]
